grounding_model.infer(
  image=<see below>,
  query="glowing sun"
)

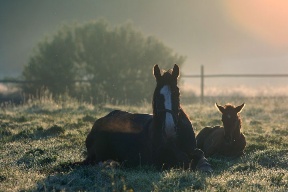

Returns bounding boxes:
[222,0,288,47]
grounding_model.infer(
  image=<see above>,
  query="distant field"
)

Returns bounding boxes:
[0,96,287,191]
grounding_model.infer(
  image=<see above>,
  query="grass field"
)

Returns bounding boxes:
[0,95,287,191]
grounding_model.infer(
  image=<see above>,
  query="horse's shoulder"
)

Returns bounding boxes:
[95,110,130,124]
[106,110,129,117]
[212,125,222,130]
[107,110,152,119]
[196,126,224,147]
[92,110,153,133]
[131,113,153,127]
[179,107,190,119]
[208,126,224,137]
[198,125,222,134]
[178,108,193,126]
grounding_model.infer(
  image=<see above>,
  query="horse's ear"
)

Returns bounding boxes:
[153,64,161,80]
[215,103,225,114]
[235,103,245,113]
[172,64,180,79]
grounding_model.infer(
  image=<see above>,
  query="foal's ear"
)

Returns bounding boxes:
[172,64,180,79]
[235,103,245,113]
[153,64,161,80]
[215,103,225,114]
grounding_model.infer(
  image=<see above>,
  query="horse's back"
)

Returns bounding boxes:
[85,110,153,166]
[212,131,246,157]
[197,126,246,157]
[196,126,221,149]
[90,110,152,133]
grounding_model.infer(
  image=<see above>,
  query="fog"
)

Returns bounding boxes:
[1,0,288,95]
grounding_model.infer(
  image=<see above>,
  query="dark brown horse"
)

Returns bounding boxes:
[196,103,246,158]
[84,64,211,171]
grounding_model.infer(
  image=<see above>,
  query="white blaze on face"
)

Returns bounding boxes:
[160,85,176,138]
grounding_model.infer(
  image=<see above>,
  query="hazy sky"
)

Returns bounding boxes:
[1,0,288,93]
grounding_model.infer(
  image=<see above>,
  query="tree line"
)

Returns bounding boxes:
[22,19,185,104]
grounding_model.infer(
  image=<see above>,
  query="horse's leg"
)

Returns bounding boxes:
[203,145,216,158]
[189,148,212,172]
[177,110,197,154]
[170,142,191,168]
[178,111,212,172]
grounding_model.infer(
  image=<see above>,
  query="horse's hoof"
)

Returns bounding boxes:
[196,157,213,173]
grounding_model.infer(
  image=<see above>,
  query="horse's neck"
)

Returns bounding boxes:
[232,118,242,140]
[152,101,158,117]
[179,107,186,116]
[236,117,242,131]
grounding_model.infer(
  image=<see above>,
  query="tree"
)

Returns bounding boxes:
[22,26,77,96]
[22,20,186,103]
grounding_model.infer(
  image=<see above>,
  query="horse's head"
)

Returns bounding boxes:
[216,103,245,144]
[152,64,180,139]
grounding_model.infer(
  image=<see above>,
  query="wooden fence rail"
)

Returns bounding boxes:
[1,65,288,102]
[182,65,288,103]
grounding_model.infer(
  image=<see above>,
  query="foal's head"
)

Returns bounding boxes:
[216,103,245,144]
[152,64,180,139]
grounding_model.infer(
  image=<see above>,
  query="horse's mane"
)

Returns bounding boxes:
[223,103,234,108]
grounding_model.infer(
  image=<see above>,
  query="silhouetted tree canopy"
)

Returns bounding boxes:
[22,19,186,103]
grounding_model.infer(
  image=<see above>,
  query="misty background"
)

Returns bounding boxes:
[1,0,288,96]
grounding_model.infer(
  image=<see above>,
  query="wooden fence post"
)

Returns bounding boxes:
[201,65,204,103]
